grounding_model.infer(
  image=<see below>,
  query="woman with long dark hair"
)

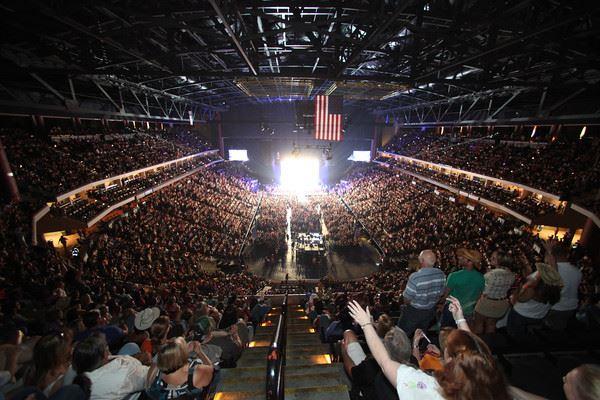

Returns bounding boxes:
[25,333,72,397]
[70,333,148,399]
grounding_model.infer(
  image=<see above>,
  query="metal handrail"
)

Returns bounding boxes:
[238,192,263,259]
[337,193,385,257]
[266,293,288,400]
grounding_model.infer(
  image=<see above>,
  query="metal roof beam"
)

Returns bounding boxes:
[208,0,258,76]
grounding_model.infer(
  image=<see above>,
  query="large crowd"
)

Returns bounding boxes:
[1,127,599,400]
[338,167,540,272]
[1,130,211,202]
[378,157,557,218]
[383,130,600,203]
[0,161,269,399]
[52,154,221,223]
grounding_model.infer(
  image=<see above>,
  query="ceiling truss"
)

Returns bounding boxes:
[0,0,598,123]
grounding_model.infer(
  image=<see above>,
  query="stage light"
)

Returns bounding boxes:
[280,156,320,194]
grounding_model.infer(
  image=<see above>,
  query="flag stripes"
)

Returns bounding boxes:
[314,95,343,141]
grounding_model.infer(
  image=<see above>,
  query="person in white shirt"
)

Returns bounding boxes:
[69,333,148,400]
[544,243,582,331]
[348,297,510,400]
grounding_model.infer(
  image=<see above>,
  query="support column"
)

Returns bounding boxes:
[579,217,600,264]
[35,115,45,130]
[0,137,21,202]
[216,112,224,158]
[371,116,383,161]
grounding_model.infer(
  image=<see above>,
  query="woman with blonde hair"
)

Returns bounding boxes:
[146,337,214,399]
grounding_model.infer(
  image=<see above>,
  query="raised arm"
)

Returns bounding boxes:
[447,295,471,332]
[347,301,400,387]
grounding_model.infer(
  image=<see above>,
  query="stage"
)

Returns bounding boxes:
[245,239,380,281]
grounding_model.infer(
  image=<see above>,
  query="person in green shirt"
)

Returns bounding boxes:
[440,248,485,327]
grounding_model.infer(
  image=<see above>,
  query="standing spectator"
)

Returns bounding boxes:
[544,244,582,331]
[441,249,485,327]
[507,263,563,341]
[472,250,516,334]
[397,250,446,337]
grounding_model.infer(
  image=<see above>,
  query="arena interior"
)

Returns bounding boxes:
[1,1,600,400]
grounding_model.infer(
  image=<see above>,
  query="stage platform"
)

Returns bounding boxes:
[245,239,380,281]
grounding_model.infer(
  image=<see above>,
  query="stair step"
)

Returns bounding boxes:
[214,385,350,400]
[284,363,346,377]
[236,357,268,368]
[219,366,264,380]
[213,391,263,400]
[286,354,333,366]
[218,362,345,382]
[287,335,323,345]
[286,344,330,354]
[288,320,312,324]
[247,340,271,348]
[287,330,318,337]
[284,385,350,400]
[286,373,349,389]
[216,370,347,393]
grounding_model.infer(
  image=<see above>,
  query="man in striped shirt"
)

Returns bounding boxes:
[397,250,446,337]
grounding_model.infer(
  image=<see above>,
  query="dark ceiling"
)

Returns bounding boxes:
[0,0,599,123]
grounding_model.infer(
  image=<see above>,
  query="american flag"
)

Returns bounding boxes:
[314,95,343,141]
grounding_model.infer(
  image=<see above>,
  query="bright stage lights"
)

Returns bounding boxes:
[280,157,320,194]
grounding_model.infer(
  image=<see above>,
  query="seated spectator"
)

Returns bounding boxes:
[74,310,124,351]
[348,297,510,400]
[397,250,446,337]
[0,328,36,392]
[507,263,563,341]
[410,328,448,373]
[133,308,160,356]
[341,323,410,400]
[23,333,72,397]
[145,337,214,399]
[250,299,270,329]
[200,322,242,367]
[189,303,213,337]
[149,317,171,359]
[509,363,600,400]
[472,250,516,334]
[562,364,600,400]
[69,333,149,400]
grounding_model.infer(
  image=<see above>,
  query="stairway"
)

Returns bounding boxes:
[213,308,280,400]
[284,304,351,400]
[212,304,350,400]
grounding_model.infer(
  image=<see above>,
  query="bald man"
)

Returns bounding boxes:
[397,250,446,337]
